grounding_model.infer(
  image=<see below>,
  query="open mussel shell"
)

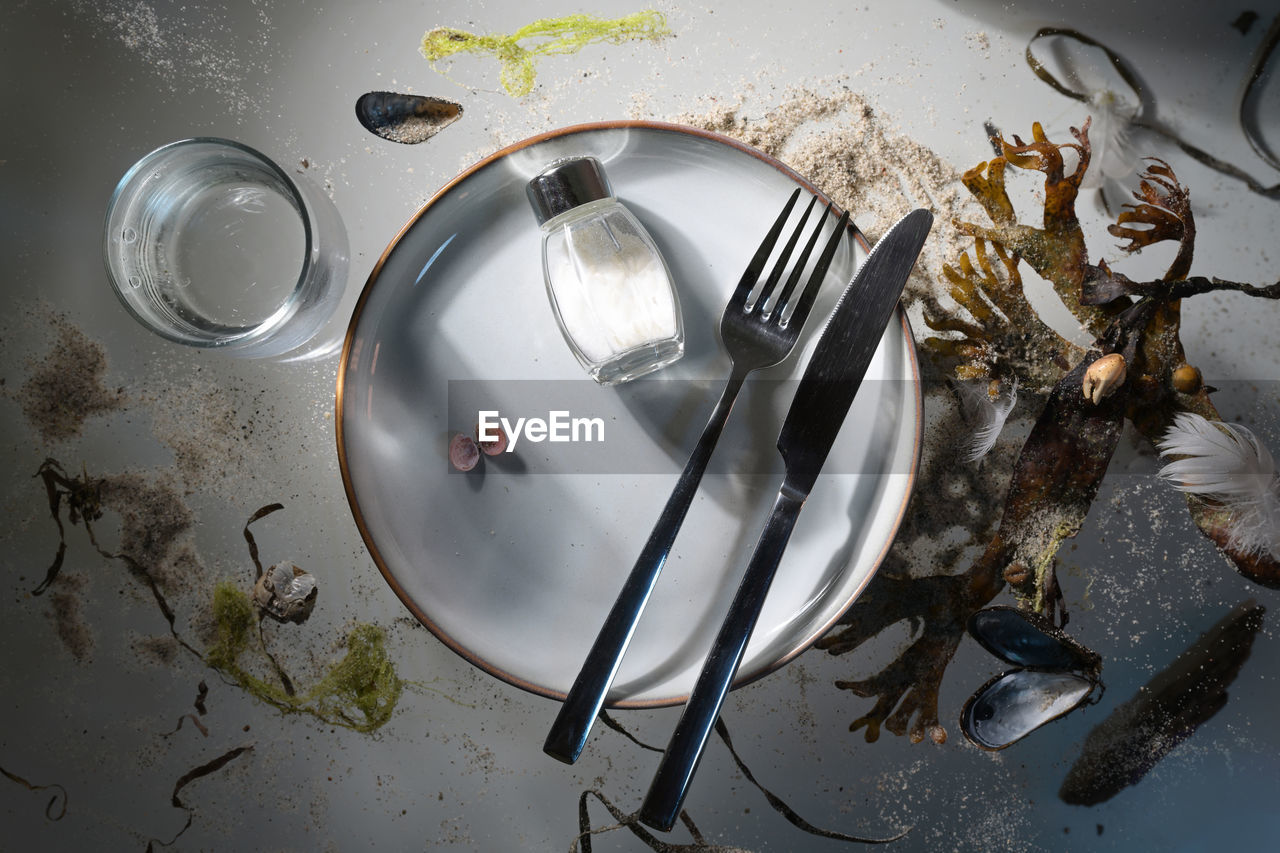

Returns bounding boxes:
[968,605,1101,672]
[355,91,463,144]
[961,669,1098,750]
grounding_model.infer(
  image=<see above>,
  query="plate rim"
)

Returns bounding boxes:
[335,119,923,707]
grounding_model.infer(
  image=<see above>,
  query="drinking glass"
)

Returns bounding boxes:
[103,137,348,357]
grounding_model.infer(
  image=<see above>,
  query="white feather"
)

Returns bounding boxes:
[958,377,1018,463]
[1157,412,1280,557]
[1081,89,1138,189]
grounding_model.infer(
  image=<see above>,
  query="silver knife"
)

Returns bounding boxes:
[637,208,933,831]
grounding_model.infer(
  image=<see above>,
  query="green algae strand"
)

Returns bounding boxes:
[208,581,255,671]
[207,581,403,733]
[421,11,672,97]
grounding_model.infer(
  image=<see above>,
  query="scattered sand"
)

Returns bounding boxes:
[13,314,125,443]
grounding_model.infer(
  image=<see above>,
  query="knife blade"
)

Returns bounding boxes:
[637,207,933,831]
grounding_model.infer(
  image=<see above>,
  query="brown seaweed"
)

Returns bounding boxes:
[32,459,200,657]
[820,345,1127,743]
[1059,601,1265,805]
[0,763,67,821]
[833,119,1280,745]
[28,461,403,732]
[161,714,209,739]
[1026,26,1280,199]
[32,459,104,595]
[163,680,212,738]
[956,120,1126,339]
[145,745,254,852]
[820,571,973,744]
[169,744,253,809]
[571,717,902,851]
[933,128,1280,592]
[711,720,908,845]
[193,680,208,715]
[921,237,1077,389]
[242,503,283,581]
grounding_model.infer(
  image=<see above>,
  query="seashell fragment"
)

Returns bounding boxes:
[449,433,481,471]
[253,563,318,624]
[355,91,463,144]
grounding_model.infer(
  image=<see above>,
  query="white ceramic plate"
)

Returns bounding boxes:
[337,121,920,706]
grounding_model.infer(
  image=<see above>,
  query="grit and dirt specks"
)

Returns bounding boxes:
[98,470,201,594]
[49,571,94,663]
[965,30,992,57]
[131,632,181,667]
[71,0,277,115]
[12,313,126,444]
[3,307,327,694]
[7,305,283,503]
[140,375,276,500]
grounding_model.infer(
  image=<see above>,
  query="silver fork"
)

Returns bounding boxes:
[544,188,852,763]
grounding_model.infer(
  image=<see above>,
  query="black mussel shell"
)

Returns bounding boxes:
[968,606,1101,673]
[960,669,1098,750]
[355,91,463,144]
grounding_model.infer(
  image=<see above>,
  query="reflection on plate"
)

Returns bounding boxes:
[337,121,921,706]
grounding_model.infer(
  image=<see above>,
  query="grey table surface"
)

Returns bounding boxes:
[3,0,1280,850]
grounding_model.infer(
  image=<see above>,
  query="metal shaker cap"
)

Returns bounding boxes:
[526,156,614,225]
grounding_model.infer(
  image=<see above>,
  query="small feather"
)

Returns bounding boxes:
[1157,412,1280,557]
[958,377,1019,462]
[1081,89,1137,189]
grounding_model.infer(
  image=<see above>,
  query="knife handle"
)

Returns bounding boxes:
[638,484,806,831]
[544,373,747,765]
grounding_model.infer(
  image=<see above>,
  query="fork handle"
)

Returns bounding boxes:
[638,483,805,831]
[544,372,748,764]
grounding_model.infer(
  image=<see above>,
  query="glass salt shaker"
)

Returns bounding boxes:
[526,156,684,385]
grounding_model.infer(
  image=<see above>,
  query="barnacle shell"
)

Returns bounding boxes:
[1082,353,1127,404]
[1002,562,1029,586]
[253,563,318,624]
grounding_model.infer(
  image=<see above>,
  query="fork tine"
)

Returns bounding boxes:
[785,209,851,330]
[729,188,801,308]
[752,194,819,314]
[773,202,833,316]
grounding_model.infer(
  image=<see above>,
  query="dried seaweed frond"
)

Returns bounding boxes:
[1085,266,1280,305]
[826,117,1280,752]
[997,121,1091,189]
[1109,158,1195,280]
[1026,25,1280,199]
[922,237,1079,390]
[1158,413,1280,558]
[956,119,1126,343]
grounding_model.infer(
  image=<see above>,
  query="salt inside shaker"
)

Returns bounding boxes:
[526,156,684,385]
